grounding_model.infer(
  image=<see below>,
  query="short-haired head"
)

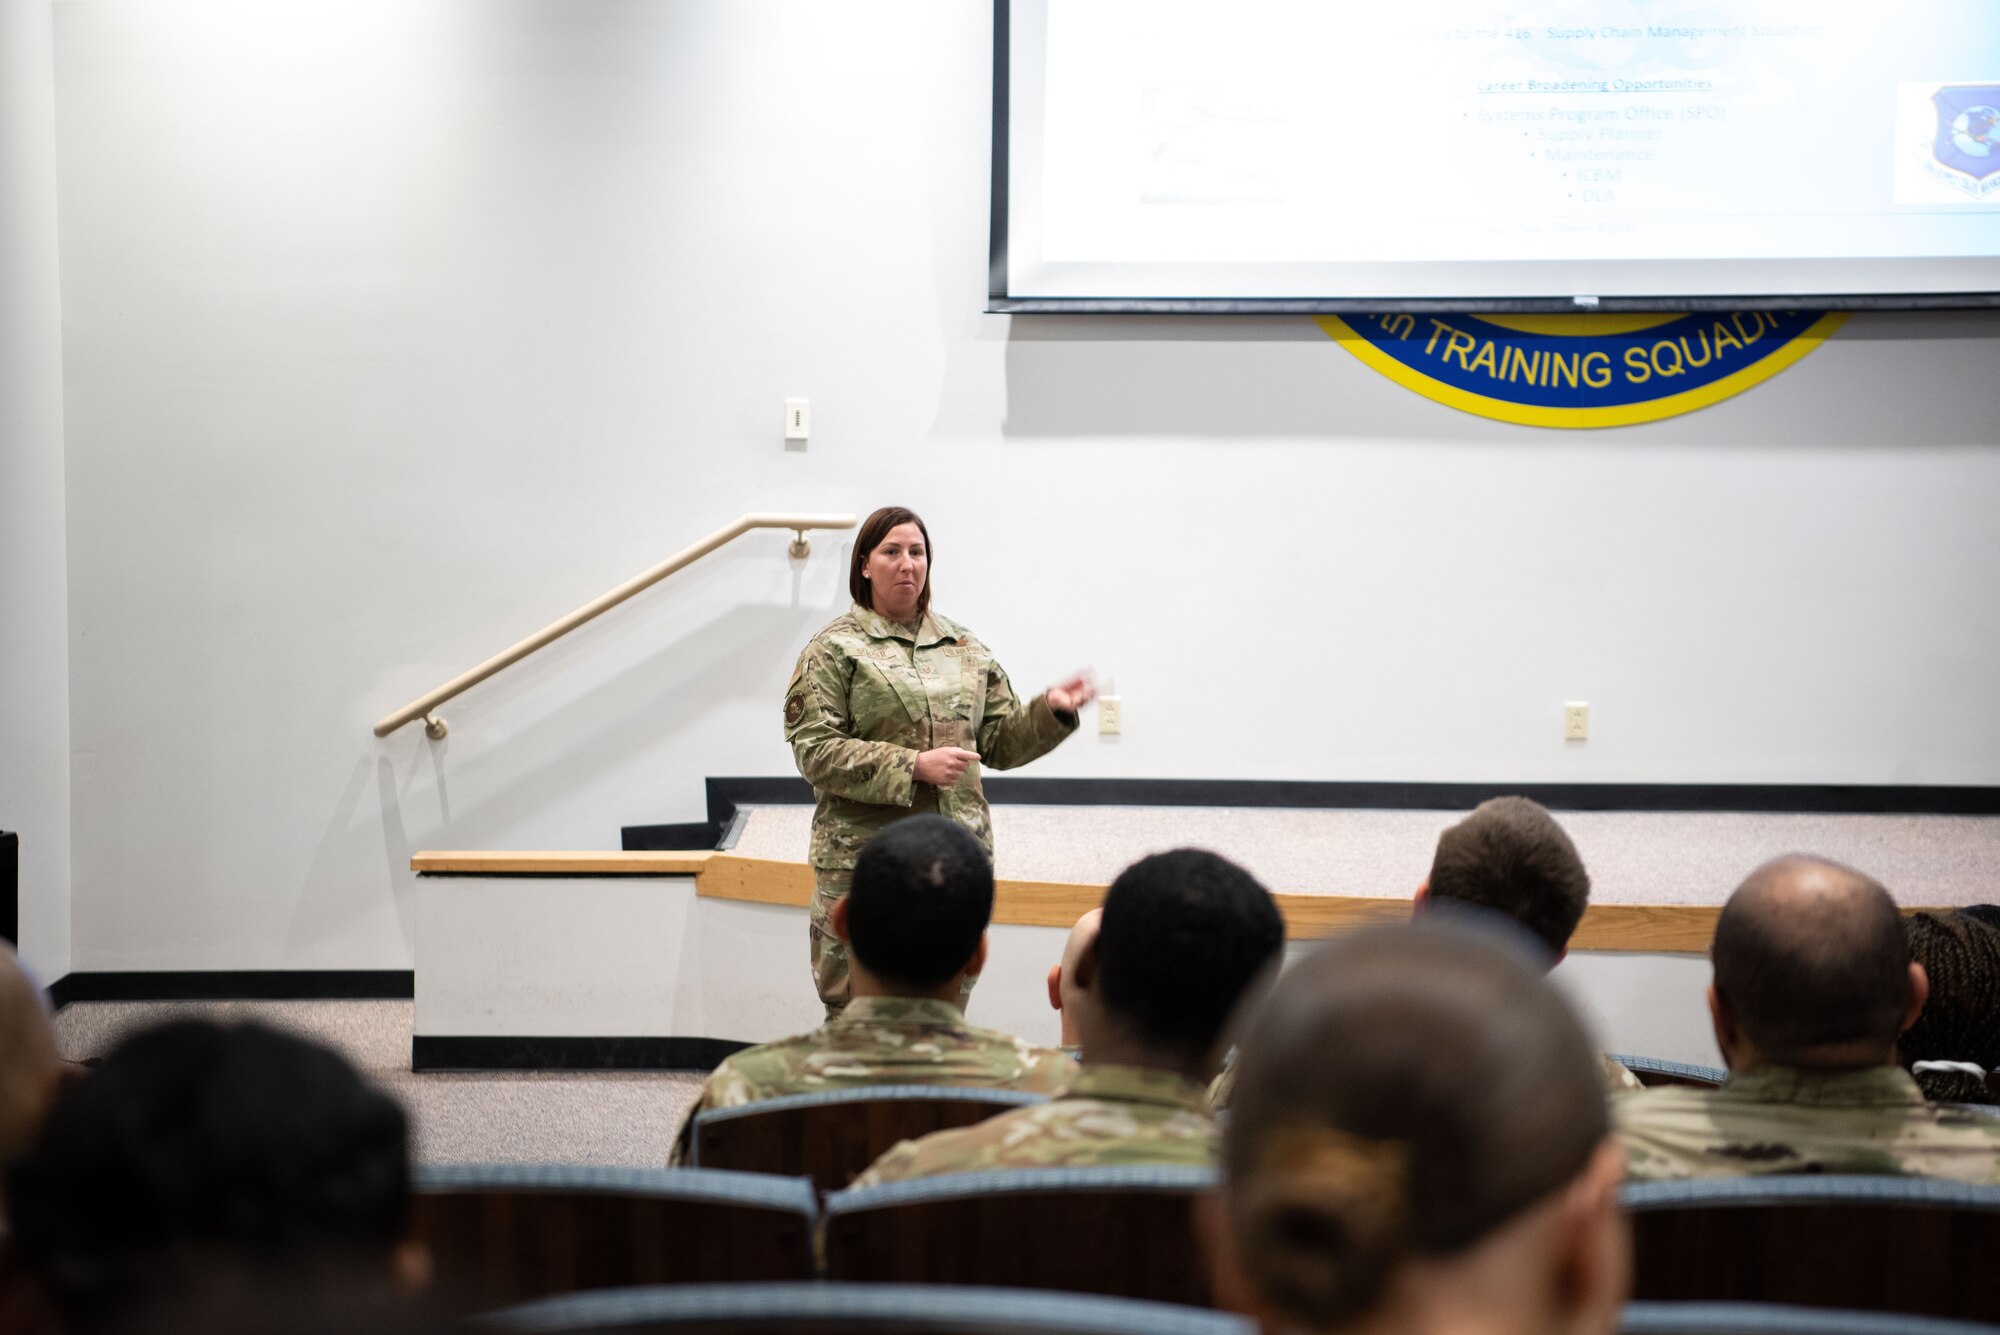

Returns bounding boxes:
[1424,797,1589,958]
[849,506,932,620]
[1095,849,1285,1063]
[5,1018,411,1327]
[846,816,993,989]
[1712,855,1913,1063]
[1220,922,1613,1330]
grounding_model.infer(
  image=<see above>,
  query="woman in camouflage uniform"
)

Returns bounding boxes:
[784,506,1094,1015]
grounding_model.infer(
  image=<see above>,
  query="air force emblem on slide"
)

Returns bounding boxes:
[1928,85,2000,198]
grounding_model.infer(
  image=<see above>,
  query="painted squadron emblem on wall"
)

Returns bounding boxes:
[1319,311,1847,429]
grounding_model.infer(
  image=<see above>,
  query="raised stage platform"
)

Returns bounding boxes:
[412,801,2000,1074]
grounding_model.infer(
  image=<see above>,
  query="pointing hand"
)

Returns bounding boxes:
[914,747,981,787]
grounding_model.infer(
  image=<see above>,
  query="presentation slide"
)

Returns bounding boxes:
[999,0,2000,305]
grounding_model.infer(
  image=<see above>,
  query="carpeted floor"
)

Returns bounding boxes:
[51,1000,705,1168]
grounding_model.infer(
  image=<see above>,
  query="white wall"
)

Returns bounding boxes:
[1,0,73,981]
[50,0,2000,972]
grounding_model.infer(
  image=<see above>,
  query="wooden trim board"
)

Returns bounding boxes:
[414,850,1743,952]
[699,853,815,906]
[1571,904,1722,953]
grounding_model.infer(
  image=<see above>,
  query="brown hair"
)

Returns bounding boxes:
[1712,855,1912,1063]
[1426,797,1590,957]
[1224,923,1608,1330]
[848,506,932,620]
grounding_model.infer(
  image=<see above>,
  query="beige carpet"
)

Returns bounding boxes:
[733,805,2000,907]
[52,1000,704,1168]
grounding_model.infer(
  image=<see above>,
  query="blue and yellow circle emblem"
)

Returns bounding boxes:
[1319,311,1847,428]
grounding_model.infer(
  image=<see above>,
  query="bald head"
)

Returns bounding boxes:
[1712,856,1915,1065]
[1058,910,1101,997]
[1047,909,1103,1047]
[0,947,60,1160]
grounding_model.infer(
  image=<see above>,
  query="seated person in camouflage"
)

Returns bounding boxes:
[855,848,1285,1184]
[1619,855,2000,1182]
[1200,923,1629,1335]
[1210,796,1637,1111]
[669,817,1073,1164]
[1901,907,2000,1104]
[1417,796,1642,1094]
[6,1019,424,1333]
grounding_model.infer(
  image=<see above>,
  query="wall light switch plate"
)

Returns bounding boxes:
[784,398,810,441]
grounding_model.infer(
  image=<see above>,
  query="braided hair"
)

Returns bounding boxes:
[1902,907,2000,1104]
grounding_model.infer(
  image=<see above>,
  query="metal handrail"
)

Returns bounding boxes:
[373,512,856,739]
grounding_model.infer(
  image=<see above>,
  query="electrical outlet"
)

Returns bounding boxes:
[1098,696,1122,736]
[1563,701,1589,742]
[784,398,810,441]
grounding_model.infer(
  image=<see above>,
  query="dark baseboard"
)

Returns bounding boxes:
[977,778,2000,815]
[704,776,816,828]
[622,777,2000,849]
[47,970,415,1012]
[411,1035,751,1073]
[622,821,725,852]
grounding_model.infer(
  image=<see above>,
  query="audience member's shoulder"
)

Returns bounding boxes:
[961,1020,1077,1092]
[700,1028,826,1107]
[851,1118,996,1188]
[1599,1052,1644,1094]
[856,1067,1217,1187]
[1618,1068,2000,1183]
[1612,1079,1735,1177]
[1613,1079,1724,1121]
[852,1099,1117,1187]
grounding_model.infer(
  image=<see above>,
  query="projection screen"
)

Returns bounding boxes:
[991,0,2000,311]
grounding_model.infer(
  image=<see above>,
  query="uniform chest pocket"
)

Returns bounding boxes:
[851,655,927,728]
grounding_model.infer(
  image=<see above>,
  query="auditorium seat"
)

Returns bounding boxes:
[1621,1301,2000,1335]
[0,1242,60,1335]
[689,1086,1047,1191]
[1612,1055,1729,1088]
[413,1165,817,1307]
[821,1165,1217,1307]
[1623,1176,2000,1321]
[481,1282,1252,1335]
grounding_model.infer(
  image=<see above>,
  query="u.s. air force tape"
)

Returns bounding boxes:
[1319,311,1846,429]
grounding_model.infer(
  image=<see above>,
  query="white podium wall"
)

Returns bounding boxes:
[415,876,1723,1068]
